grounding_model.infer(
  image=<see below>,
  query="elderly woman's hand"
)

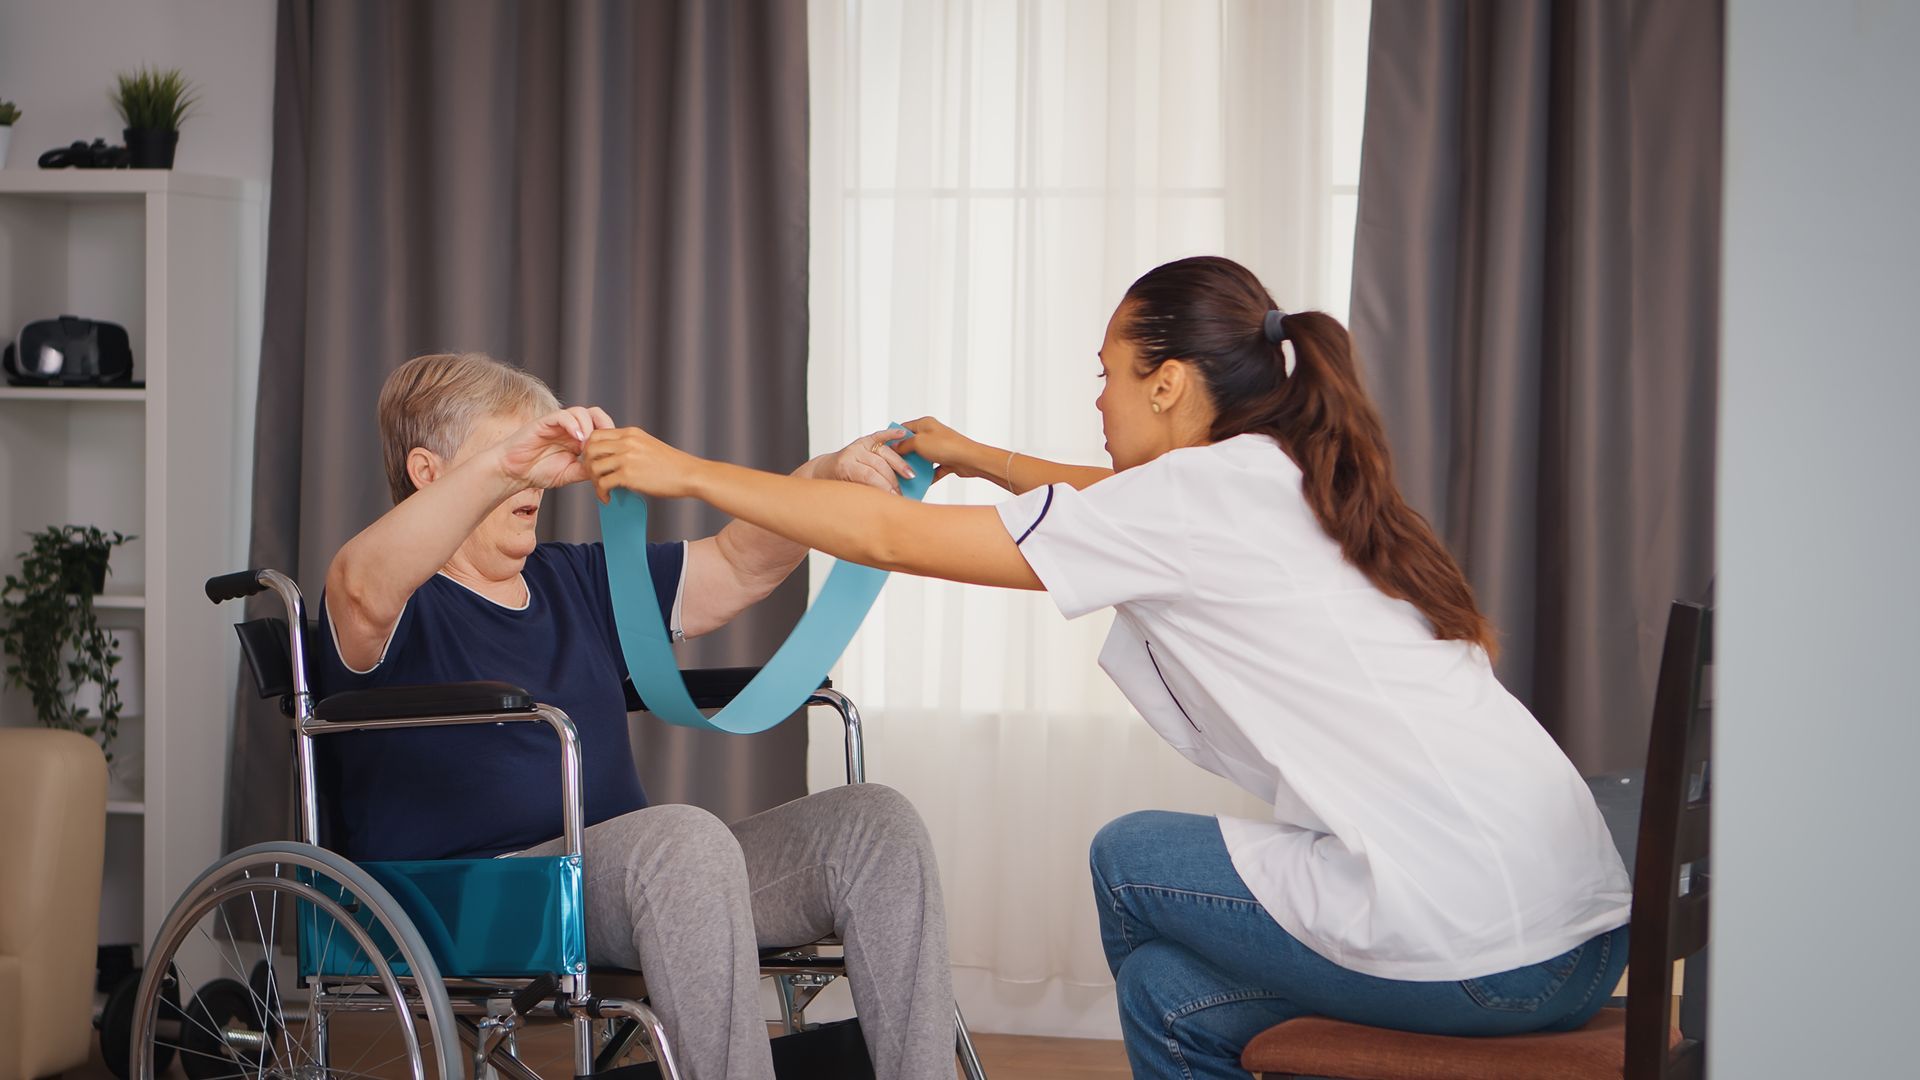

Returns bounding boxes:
[497,406,615,489]
[805,428,918,493]
[587,426,701,502]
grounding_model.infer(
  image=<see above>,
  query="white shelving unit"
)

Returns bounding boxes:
[0,168,258,959]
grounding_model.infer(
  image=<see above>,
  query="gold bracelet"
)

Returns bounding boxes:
[1005,448,1018,491]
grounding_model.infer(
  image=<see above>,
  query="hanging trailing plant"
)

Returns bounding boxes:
[0,525,135,760]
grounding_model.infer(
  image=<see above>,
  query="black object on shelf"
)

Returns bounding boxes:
[3,316,136,386]
[37,138,130,169]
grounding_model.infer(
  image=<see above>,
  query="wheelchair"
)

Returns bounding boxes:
[124,567,990,1080]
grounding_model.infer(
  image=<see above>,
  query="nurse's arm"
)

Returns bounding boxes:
[587,428,1043,591]
[893,415,1112,494]
[676,428,925,637]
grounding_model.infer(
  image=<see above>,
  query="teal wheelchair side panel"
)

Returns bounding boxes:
[298,855,585,980]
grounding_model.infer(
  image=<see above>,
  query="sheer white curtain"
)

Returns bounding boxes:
[806,0,1370,1038]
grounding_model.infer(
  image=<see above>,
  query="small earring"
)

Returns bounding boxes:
[1151,402,1162,414]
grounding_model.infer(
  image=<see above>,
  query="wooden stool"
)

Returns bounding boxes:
[1243,1008,1633,1079]
[1243,601,1712,1080]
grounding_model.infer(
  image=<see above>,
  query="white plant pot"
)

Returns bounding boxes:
[0,126,12,168]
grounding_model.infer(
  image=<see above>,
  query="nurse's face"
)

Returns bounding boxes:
[1096,303,1160,471]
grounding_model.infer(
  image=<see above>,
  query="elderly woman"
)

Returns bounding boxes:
[316,352,955,1080]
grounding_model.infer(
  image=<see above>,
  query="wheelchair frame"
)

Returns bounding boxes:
[157,567,987,1080]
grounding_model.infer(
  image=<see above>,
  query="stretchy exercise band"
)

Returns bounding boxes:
[601,427,934,734]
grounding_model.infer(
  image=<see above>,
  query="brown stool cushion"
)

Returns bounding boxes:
[1242,1007,1630,1080]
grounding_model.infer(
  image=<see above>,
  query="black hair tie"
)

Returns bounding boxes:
[1263,308,1289,344]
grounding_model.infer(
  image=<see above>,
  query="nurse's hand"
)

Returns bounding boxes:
[894,416,988,482]
[587,426,700,501]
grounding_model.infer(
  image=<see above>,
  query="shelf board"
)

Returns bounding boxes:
[0,386,146,403]
[106,800,146,816]
[0,168,257,202]
[91,591,146,610]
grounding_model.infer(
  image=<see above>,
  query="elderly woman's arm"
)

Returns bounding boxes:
[676,428,919,637]
[326,406,609,671]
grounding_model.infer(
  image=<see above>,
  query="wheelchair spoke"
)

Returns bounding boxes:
[212,900,291,1076]
[339,1033,423,1080]
[229,889,297,1080]
[239,886,275,1077]
[334,988,411,1080]
[242,872,290,1079]
[299,892,346,1057]
[312,932,433,1080]
[323,1060,430,1080]
[151,959,267,1074]
[208,906,255,987]
[135,856,457,1080]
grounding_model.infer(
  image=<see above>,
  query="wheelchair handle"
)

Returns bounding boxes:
[206,569,269,604]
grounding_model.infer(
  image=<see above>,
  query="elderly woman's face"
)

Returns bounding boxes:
[450,411,546,562]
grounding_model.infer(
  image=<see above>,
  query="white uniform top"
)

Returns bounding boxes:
[996,433,1631,981]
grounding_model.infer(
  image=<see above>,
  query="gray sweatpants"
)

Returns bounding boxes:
[518,783,954,1080]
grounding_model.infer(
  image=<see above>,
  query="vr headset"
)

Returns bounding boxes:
[3,316,137,387]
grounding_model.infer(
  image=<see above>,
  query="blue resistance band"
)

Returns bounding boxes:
[600,428,934,734]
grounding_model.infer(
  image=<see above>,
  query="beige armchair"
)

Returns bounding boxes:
[0,729,107,1080]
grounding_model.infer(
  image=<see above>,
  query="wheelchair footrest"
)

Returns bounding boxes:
[597,1017,873,1080]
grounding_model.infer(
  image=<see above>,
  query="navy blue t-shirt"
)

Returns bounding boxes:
[314,541,684,861]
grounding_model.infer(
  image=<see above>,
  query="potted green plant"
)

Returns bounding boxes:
[110,67,197,169]
[0,525,135,761]
[0,100,19,168]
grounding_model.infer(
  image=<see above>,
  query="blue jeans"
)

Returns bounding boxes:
[1091,811,1629,1080]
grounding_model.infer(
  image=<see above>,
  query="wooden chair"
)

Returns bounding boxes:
[1241,601,1712,1080]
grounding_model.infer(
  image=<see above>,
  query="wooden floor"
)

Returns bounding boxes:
[73,1021,1130,1079]
[970,1032,1131,1078]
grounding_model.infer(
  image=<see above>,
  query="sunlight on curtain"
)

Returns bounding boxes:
[806,0,1370,1038]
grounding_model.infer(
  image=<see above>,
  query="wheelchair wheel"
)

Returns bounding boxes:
[99,967,179,1080]
[131,842,464,1080]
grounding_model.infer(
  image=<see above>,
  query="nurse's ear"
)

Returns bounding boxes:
[1149,360,1220,446]
[1149,359,1196,415]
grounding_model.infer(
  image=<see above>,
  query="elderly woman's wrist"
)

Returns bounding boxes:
[480,445,529,493]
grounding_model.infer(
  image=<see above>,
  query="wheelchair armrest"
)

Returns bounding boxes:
[304,685,587,859]
[623,667,832,712]
[314,681,535,723]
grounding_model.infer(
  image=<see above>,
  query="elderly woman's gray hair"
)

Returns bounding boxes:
[378,352,562,503]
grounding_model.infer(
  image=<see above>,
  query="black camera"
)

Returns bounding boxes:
[38,139,131,169]
[3,317,137,386]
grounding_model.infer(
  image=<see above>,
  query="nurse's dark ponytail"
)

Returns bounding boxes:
[1120,256,1497,658]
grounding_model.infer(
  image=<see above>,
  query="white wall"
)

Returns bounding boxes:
[1713,2,1920,1077]
[0,0,275,582]
[0,0,276,183]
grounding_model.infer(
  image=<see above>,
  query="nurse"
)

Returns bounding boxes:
[586,255,1632,1080]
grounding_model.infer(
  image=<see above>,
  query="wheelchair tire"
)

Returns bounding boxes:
[99,968,179,1080]
[131,841,464,1080]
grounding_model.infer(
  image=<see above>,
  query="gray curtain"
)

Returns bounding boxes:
[1351,0,1721,772]
[227,0,811,852]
